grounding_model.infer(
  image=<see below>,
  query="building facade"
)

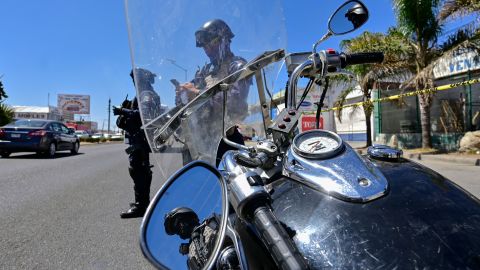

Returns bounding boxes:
[12,106,63,121]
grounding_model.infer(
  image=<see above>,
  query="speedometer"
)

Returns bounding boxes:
[292,130,344,159]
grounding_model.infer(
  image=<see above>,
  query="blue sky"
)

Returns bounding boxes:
[0,0,471,127]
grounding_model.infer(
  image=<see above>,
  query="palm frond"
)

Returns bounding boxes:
[438,0,480,22]
[334,86,357,123]
[406,38,480,88]
[392,0,443,45]
[0,103,14,126]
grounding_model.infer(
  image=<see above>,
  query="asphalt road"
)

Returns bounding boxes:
[1,143,479,269]
[414,159,480,199]
[0,143,163,270]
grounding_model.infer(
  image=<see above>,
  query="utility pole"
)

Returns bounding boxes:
[166,58,188,81]
[108,98,111,134]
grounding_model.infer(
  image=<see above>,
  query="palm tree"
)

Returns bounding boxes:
[0,78,7,101]
[392,0,480,148]
[0,78,14,126]
[334,29,413,147]
[391,0,445,148]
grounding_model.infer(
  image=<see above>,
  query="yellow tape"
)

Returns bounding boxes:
[320,78,480,113]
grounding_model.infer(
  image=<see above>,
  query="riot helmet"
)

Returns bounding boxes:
[345,3,368,29]
[195,19,234,48]
[164,207,200,240]
[130,67,156,86]
[195,19,234,65]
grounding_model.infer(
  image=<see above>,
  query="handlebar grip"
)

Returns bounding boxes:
[252,206,309,270]
[341,52,384,68]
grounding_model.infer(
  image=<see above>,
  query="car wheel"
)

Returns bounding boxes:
[71,141,79,154]
[0,151,11,158]
[46,143,56,158]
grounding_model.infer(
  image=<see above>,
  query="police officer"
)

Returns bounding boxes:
[164,207,220,270]
[113,68,160,218]
[345,3,368,29]
[176,19,251,166]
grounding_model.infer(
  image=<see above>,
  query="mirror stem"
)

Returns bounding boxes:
[312,31,333,54]
[221,87,254,154]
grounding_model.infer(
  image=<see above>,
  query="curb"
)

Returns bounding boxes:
[408,153,480,166]
[80,141,124,146]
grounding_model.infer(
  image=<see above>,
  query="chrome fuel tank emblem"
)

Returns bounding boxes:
[283,143,389,203]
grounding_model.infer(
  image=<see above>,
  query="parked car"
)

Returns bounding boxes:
[74,130,90,139]
[0,119,80,158]
[110,133,124,140]
[91,133,108,139]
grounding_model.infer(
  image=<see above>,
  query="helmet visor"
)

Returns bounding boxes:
[195,30,220,47]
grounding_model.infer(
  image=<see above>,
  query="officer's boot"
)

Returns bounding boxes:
[120,167,151,219]
[135,166,152,209]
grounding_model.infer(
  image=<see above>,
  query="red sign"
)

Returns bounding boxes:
[301,115,323,132]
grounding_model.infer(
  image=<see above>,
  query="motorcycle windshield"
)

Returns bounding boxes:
[125,0,287,179]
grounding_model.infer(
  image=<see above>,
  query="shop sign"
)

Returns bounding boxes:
[434,50,480,78]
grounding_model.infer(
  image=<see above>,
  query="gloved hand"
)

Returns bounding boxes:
[179,243,189,255]
[177,82,200,102]
[112,106,123,116]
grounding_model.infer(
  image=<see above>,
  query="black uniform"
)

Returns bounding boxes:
[192,55,251,166]
[115,68,160,218]
[178,215,220,270]
[175,19,252,167]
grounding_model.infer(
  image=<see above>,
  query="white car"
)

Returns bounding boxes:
[74,130,90,139]
[91,133,105,139]
[110,133,124,140]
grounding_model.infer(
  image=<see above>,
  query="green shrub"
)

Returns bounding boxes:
[80,137,100,143]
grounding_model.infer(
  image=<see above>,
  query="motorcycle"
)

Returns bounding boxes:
[124,0,480,269]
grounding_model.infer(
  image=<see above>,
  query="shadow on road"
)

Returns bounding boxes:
[1,152,85,159]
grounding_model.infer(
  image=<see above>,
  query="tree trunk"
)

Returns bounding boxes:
[365,108,373,147]
[418,95,432,148]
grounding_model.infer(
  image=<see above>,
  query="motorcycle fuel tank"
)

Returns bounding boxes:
[270,158,480,269]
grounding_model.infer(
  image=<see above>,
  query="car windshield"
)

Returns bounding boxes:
[9,120,48,128]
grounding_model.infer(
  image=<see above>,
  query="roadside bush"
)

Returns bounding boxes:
[79,137,123,143]
[80,137,100,143]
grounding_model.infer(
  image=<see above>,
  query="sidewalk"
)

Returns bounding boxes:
[405,152,480,166]
[347,141,480,166]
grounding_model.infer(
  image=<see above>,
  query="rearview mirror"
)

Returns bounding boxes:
[140,161,228,270]
[329,0,369,35]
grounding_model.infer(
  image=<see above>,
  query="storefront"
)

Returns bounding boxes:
[374,48,480,150]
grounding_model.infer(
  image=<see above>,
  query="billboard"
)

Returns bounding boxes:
[58,94,90,114]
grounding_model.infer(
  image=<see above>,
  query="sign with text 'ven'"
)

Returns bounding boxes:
[433,50,480,79]
[58,94,90,114]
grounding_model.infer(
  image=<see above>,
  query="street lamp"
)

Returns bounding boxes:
[165,58,188,81]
